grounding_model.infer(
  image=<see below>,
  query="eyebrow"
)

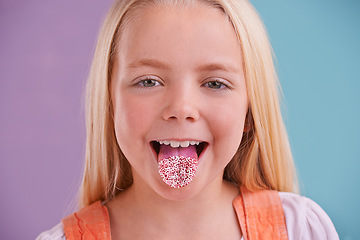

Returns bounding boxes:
[195,62,241,73]
[127,59,170,70]
[127,58,241,73]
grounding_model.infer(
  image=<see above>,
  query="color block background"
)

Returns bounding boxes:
[0,0,359,239]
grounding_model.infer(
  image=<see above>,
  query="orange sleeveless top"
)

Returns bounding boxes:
[62,201,111,240]
[62,186,288,240]
[233,186,288,240]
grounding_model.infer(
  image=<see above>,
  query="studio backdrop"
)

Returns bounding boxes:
[0,0,359,239]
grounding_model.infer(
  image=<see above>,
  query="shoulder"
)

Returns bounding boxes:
[36,223,66,240]
[36,201,109,240]
[63,201,110,239]
[279,192,339,240]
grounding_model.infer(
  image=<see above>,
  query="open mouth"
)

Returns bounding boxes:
[152,140,208,188]
[151,140,208,159]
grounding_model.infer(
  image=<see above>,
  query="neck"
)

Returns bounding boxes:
[109,176,240,238]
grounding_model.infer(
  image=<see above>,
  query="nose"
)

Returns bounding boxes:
[162,87,200,123]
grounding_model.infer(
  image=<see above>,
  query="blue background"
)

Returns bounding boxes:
[251,0,360,239]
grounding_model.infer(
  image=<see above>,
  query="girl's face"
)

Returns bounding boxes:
[111,3,248,200]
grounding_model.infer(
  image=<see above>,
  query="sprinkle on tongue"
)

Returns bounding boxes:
[158,144,198,188]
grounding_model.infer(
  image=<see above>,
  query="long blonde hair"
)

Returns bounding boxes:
[79,0,298,207]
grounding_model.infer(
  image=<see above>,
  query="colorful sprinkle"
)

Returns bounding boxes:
[158,155,198,188]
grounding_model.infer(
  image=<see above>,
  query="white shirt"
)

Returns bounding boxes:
[36,192,339,240]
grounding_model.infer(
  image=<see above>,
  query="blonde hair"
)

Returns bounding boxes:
[79,0,298,207]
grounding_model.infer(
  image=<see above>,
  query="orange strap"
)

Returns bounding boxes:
[233,186,288,240]
[63,187,287,240]
[62,201,111,240]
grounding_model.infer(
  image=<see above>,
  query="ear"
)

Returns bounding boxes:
[243,108,253,133]
[243,123,251,133]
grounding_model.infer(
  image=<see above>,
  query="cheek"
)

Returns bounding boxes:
[113,94,156,149]
[208,96,248,162]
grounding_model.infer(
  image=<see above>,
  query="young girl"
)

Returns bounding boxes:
[38,0,339,239]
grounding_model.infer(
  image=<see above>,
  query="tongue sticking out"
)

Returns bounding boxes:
[158,144,198,188]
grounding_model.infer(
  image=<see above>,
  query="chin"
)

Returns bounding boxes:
[152,177,205,202]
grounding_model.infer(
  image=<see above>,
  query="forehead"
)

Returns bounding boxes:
[115,2,242,73]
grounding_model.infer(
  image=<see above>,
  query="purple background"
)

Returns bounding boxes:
[0,0,113,239]
[1,0,359,239]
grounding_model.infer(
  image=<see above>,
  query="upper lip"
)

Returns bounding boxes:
[150,140,209,158]
[156,140,201,148]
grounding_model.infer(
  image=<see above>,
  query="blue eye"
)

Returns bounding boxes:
[136,77,163,88]
[202,80,230,90]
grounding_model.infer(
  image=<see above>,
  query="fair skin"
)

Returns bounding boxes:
[108,3,248,240]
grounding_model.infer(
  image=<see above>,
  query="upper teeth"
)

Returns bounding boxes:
[158,140,200,148]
